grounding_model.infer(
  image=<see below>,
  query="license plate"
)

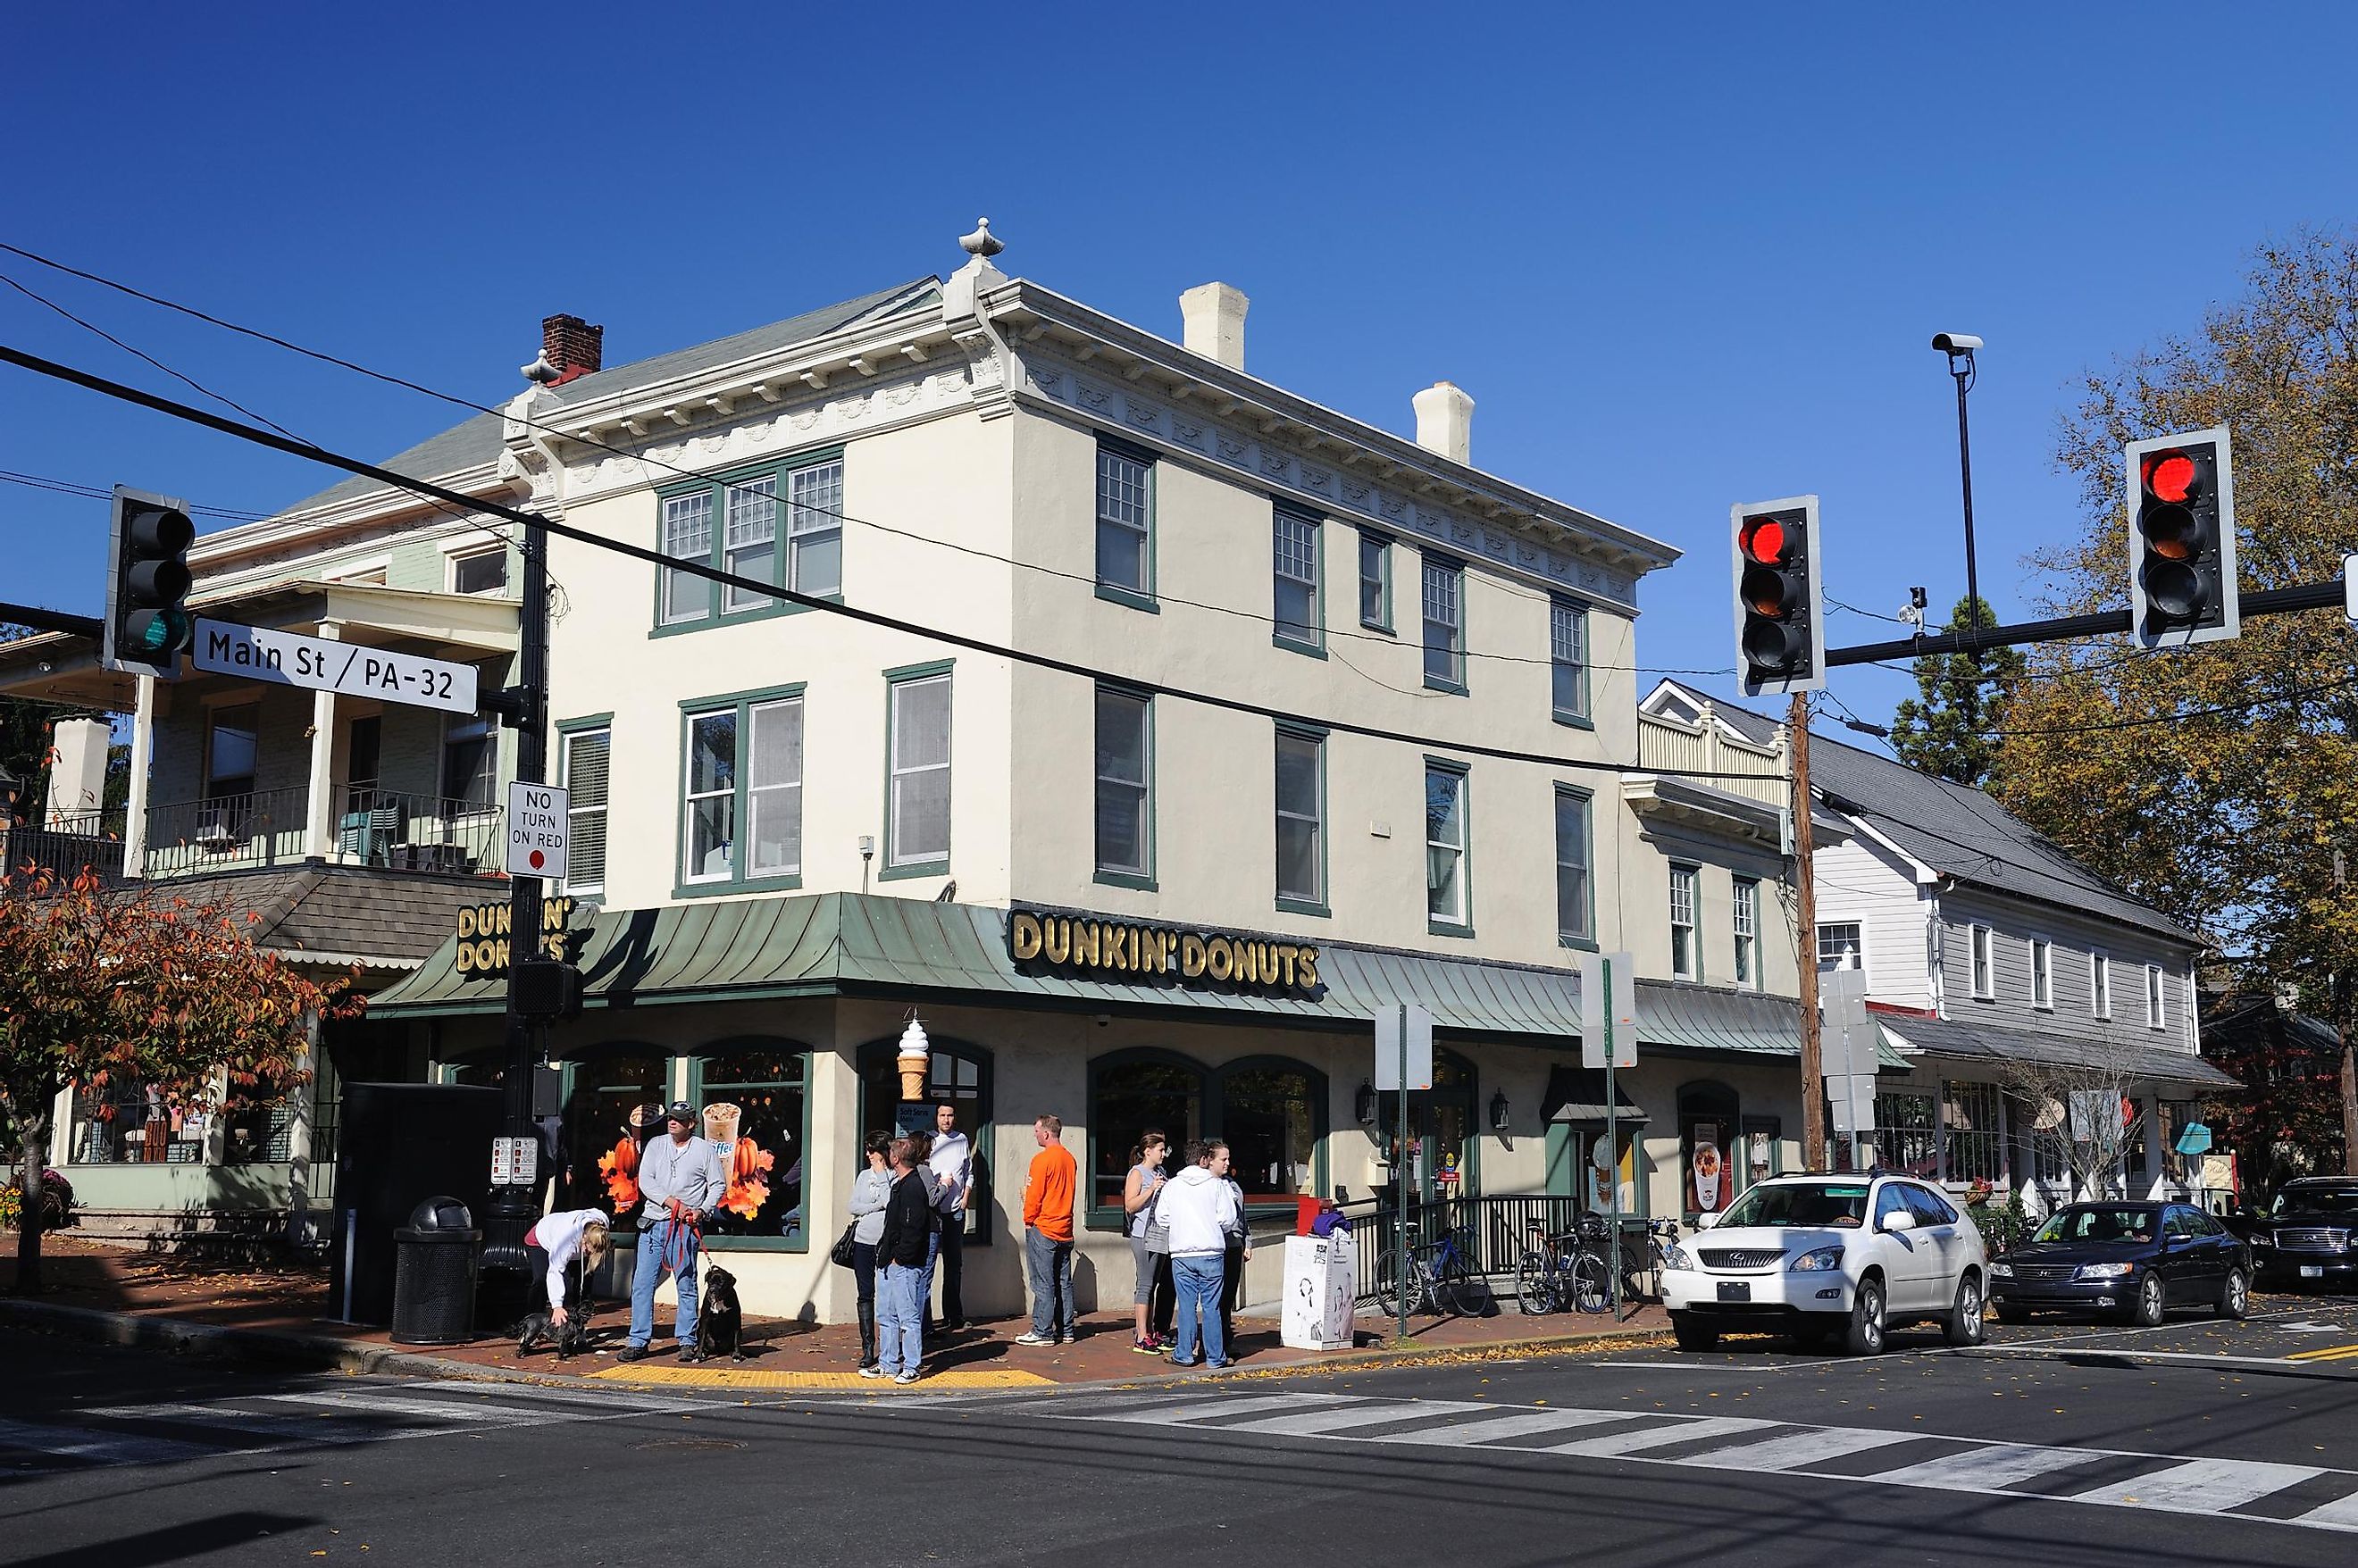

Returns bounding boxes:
[2301,1265,2324,1279]
[1717,1280,1752,1302]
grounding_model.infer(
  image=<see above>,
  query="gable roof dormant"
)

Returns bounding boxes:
[1647,680,2203,950]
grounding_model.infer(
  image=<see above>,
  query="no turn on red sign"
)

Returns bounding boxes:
[506,781,568,881]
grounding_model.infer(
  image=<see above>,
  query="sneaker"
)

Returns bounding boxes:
[1132,1339,1165,1355]
[1012,1331,1055,1347]
[615,1346,648,1364]
[857,1364,889,1379]
[893,1370,921,1385]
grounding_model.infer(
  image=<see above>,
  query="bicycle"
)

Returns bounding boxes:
[1376,1224,1482,1318]
[1515,1219,1610,1315]
[1618,1216,1683,1303]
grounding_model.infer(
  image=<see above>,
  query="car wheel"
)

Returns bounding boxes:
[1671,1313,1719,1352]
[2215,1267,2250,1322]
[2129,1271,2166,1328]
[1942,1272,1986,1347]
[1844,1275,1887,1355]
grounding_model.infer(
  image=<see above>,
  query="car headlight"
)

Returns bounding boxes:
[1662,1243,1695,1272]
[1987,1262,2013,1279]
[1789,1246,1844,1272]
[2075,1263,2136,1280]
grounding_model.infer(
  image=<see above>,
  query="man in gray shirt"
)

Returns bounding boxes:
[620,1101,728,1364]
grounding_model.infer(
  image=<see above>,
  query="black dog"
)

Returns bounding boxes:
[698,1264,745,1361]
[516,1301,594,1360]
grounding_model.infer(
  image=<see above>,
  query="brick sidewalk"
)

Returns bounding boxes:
[1,1234,1668,1390]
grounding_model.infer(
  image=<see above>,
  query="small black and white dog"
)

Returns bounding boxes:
[698,1264,746,1361]
[516,1301,594,1360]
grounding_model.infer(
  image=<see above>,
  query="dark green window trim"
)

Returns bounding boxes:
[1554,781,1598,949]
[1094,438,1158,613]
[1092,681,1157,891]
[1358,529,1394,635]
[649,445,847,636]
[674,682,808,900]
[1419,551,1468,696]
[1272,505,1325,657]
[1424,754,1474,938]
[1083,1047,1331,1232]
[1274,718,1330,917]
[1550,596,1593,727]
[854,1036,995,1247]
[556,712,615,731]
[690,1039,813,1254]
[882,660,954,880]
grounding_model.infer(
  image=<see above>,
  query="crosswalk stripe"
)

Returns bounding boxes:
[258,1392,551,1425]
[1217,1400,1496,1437]
[1870,1441,2112,1492]
[1677,1424,1923,1472]
[404,1380,698,1410]
[84,1403,364,1442]
[1537,1415,1778,1457]
[2069,1458,2326,1514]
[2295,1489,2358,1532]
[1381,1408,1641,1447]
[1078,1392,1359,1426]
[0,1414,213,1467]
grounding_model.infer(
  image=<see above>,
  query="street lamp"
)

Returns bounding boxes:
[1489,1088,1510,1133]
[1932,332,1985,649]
[1355,1080,1376,1127]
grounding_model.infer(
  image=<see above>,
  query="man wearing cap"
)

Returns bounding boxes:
[619,1100,728,1364]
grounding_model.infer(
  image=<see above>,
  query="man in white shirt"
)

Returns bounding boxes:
[925,1102,974,1331]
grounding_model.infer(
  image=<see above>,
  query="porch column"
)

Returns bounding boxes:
[2140,1091,2166,1197]
[283,1013,319,1245]
[304,626,340,861]
[121,672,156,877]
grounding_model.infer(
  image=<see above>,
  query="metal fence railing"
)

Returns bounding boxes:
[139,786,505,880]
[0,819,130,884]
[1333,1191,1659,1305]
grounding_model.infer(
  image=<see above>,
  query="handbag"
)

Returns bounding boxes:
[829,1222,858,1268]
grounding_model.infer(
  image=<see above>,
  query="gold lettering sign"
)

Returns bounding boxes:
[1005,909,1320,997]
[454,897,575,979]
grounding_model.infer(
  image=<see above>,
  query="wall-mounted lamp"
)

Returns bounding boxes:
[1489,1088,1509,1133]
[1354,1080,1376,1127]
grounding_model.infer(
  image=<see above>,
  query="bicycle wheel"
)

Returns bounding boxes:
[1567,1253,1610,1314]
[1375,1251,1430,1319]
[1515,1253,1558,1315]
[1434,1259,1482,1317]
[1619,1236,1657,1304]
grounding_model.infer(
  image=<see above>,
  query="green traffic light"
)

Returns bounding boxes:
[125,608,194,657]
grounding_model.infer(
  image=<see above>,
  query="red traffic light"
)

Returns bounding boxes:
[2142,450,2199,505]
[1739,514,1787,565]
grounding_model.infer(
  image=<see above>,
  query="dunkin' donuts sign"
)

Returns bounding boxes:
[1007,909,1321,996]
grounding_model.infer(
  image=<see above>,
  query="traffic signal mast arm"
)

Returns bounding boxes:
[1821,577,2343,667]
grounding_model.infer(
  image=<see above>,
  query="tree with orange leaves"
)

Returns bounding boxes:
[0,865,356,1294]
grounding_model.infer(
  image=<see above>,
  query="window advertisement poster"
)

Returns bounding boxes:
[1584,1128,1638,1215]
[1685,1118,1728,1214]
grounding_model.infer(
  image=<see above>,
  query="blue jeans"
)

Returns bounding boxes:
[1024,1226,1073,1339]
[630,1219,700,1349]
[877,1261,925,1375]
[1173,1253,1225,1365]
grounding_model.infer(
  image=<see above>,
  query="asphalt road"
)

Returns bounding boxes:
[2,1292,2354,1568]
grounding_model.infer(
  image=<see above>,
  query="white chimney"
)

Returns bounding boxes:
[45,716,111,831]
[1412,381,1474,465]
[1180,282,1248,371]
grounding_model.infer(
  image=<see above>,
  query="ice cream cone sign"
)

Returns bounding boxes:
[897,1014,931,1101]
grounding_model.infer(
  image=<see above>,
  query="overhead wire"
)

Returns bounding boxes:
[0,467,271,521]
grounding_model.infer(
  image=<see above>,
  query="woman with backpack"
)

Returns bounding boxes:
[1124,1130,1172,1355]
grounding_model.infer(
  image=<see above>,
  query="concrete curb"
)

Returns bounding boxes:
[0,1297,514,1382]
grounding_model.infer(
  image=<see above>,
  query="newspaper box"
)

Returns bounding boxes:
[1281,1232,1356,1351]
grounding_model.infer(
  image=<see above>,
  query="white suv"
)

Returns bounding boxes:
[1660,1172,1988,1355]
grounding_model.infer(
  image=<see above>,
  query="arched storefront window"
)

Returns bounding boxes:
[856,1037,995,1244]
[1678,1080,1741,1221]
[693,1041,811,1250]
[1376,1047,1477,1201]
[1085,1051,1329,1224]
[1220,1060,1324,1204]
[549,1048,671,1219]
[1088,1052,1205,1215]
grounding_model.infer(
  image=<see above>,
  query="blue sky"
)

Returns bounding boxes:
[4,3,2351,736]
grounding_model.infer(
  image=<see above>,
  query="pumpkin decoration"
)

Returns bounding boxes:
[598,1132,641,1210]
[720,1135,774,1221]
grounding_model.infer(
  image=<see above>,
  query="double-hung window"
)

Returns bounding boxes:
[1359,531,1392,631]
[1093,687,1151,884]
[1669,863,1700,981]
[1554,786,1593,946]
[1273,507,1322,652]
[884,666,952,875]
[1732,875,1760,988]
[559,721,611,897]
[1095,444,1154,605]
[1421,555,1465,691]
[1969,925,1994,999]
[2031,938,2053,1009]
[2145,963,2165,1029]
[679,688,805,890]
[656,449,845,628]
[1550,598,1589,722]
[450,546,510,596]
[1275,726,1325,913]
[1425,761,1471,932]
[2092,952,2111,1019]
[442,708,497,812]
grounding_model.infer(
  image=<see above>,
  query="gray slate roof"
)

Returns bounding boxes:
[137,865,498,973]
[1656,680,2200,949]
[277,278,941,516]
[1876,1011,2237,1089]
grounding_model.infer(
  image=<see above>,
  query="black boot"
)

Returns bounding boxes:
[857,1301,878,1369]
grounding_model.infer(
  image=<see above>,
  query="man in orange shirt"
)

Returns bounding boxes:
[1015,1114,1078,1346]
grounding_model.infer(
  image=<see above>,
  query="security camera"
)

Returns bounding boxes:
[1931,332,1984,354]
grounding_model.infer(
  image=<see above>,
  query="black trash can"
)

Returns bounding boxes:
[391,1197,481,1345]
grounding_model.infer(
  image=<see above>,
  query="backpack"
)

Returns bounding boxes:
[1139,1169,1173,1253]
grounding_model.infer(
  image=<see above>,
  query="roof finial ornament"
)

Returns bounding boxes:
[958,216,1003,259]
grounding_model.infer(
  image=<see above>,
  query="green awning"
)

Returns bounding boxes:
[1634,980,1909,1069]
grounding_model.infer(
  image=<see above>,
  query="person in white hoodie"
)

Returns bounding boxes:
[1158,1139,1242,1368]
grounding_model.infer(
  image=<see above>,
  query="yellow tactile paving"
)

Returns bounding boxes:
[586,1364,1054,1389]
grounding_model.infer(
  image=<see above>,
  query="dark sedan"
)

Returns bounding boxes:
[2253,1178,2358,1289]
[1988,1201,2251,1325]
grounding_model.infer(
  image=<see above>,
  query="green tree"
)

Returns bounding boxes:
[1994,229,2358,1176]
[1889,596,2026,788]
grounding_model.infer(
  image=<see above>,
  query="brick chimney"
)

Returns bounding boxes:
[540,313,604,387]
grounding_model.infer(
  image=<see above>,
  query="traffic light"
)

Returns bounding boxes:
[103,485,195,677]
[2125,428,2238,649]
[1731,494,1825,696]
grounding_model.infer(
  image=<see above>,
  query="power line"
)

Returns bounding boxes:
[0,338,1796,789]
[0,467,270,521]
[0,238,1731,680]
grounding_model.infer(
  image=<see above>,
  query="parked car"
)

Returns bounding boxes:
[2251,1178,2358,1289]
[1988,1202,2250,1324]
[1660,1172,1987,1355]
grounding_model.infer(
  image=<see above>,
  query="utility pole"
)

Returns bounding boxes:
[2338,853,2357,1177]
[1791,693,1825,1171]
[1936,333,1983,653]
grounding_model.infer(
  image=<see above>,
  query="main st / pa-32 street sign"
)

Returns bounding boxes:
[190,617,478,714]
